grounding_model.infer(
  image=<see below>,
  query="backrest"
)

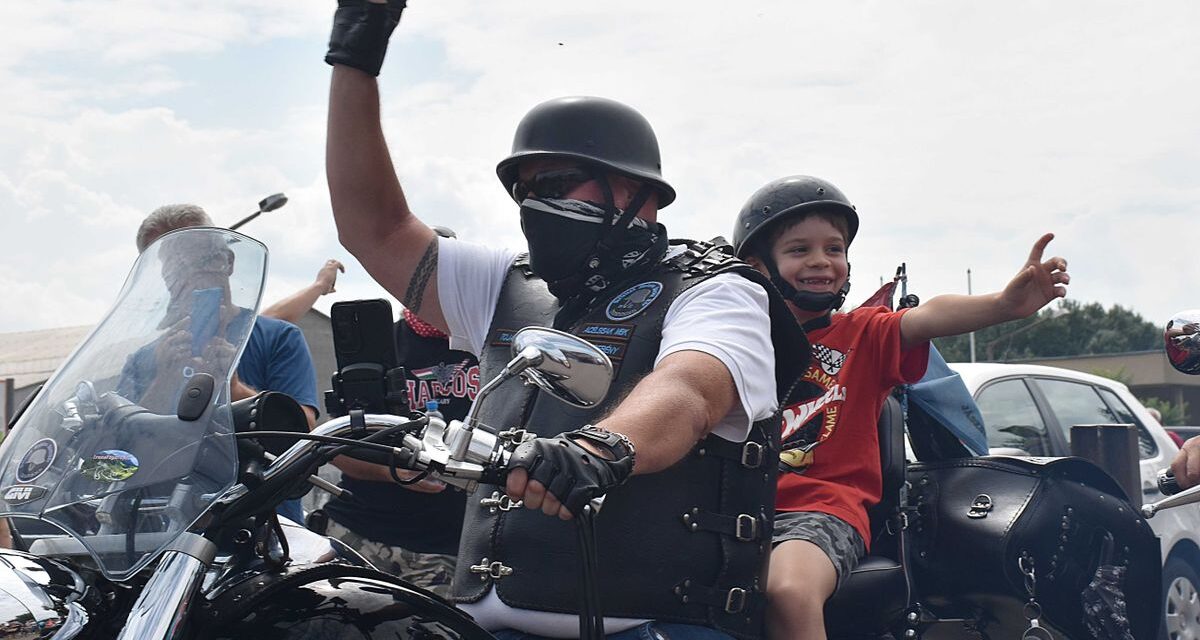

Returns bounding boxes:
[866,395,906,551]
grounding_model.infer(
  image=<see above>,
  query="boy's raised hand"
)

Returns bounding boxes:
[999,233,1070,320]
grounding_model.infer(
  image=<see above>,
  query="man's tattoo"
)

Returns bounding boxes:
[403,239,438,313]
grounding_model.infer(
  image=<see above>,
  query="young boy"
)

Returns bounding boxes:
[731,175,1070,640]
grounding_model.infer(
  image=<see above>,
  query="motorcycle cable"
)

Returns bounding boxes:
[319,423,432,484]
[232,430,416,454]
[318,419,426,460]
[577,503,605,640]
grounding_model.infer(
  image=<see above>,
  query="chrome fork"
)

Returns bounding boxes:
[117,533,216,640]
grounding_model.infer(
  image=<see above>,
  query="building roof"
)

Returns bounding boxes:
[0,326,93,390]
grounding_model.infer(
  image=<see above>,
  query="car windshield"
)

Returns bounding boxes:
[0,228,266,580]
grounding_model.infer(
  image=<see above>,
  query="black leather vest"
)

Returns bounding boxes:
[452,240,808,640]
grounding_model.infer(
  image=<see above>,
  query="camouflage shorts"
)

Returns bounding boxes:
[772,511,866,591]
[325,519,457,598]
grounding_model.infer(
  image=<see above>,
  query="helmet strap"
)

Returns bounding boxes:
[595,183,654,255]
[763,257,851,313]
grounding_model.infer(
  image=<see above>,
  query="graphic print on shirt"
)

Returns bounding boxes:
[406,358,481,409]
[780,342,849,473]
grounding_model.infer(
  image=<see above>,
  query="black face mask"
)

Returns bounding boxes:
[519,197,666,303]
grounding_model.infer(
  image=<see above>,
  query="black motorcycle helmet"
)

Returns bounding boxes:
[496,96,676,208]
[732,175,860,314]
[732,175,859,260]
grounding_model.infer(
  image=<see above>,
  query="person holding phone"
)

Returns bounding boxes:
[121,204,321,524]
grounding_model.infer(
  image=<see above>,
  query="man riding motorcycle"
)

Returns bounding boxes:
[324,2,807,637]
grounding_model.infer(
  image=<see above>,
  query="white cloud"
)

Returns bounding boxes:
[1,0,1198,337]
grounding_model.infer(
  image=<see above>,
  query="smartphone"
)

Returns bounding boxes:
[331,299,398,371]
[190,288,223,357]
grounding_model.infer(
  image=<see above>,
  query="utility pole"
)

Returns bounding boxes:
[967,269,976,363]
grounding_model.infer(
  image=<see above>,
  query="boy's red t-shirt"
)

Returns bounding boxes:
[775,306,929,548]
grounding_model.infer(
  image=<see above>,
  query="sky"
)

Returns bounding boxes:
[2,1,1198,338]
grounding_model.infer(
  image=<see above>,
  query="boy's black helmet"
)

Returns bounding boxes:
[732,175,859,258]
[496,96,676,207]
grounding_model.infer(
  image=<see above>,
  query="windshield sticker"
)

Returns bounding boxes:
[16,438,57,483]
[81,450,141,483]
[606,282,663,321]
[1,485,49,505]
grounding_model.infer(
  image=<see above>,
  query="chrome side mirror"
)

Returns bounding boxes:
[449,326,614,465]
[511,327,614,407]
[1165,310,1200,375]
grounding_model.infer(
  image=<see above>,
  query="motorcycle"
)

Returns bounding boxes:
[822,271,1166,640]
[0,227,614,639]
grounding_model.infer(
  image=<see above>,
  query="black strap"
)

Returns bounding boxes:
[681,508,766,542]
[673,579,765,615]
[695,437,768,469]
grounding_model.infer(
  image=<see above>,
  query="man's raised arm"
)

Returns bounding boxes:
[325,1,444,328]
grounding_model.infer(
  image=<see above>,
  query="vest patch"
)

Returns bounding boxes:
[488,328,520,348]
[605,282,663,321]
[577,323,635,362]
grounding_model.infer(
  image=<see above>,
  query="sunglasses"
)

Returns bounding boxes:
[511,167,595,203]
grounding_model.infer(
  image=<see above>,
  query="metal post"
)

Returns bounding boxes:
[967,269,976,363]
[1070,423,1142,508]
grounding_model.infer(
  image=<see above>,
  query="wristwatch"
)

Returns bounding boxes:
[568,424,636,463]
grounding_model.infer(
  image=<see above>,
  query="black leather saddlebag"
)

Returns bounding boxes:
[907,455,1160,640]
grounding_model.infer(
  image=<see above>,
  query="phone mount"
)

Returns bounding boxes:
[325,364,409,418]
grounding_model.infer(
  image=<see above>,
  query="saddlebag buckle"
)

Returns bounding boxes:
[967,493,994,519]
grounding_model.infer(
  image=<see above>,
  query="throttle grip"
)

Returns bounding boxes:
[1158,468,1182,496]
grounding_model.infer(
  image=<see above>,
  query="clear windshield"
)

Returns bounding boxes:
[0,228,267,580]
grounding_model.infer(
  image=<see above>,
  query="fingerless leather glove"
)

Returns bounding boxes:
[325,0,407,77]
[508,426,635,515]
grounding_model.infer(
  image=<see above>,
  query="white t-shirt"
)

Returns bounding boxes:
[437,237,778,636]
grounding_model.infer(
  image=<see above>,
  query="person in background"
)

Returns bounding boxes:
[261,259,345,324]
[321,303,477,597]
[134,204,321,524]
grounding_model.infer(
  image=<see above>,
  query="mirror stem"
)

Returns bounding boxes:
[462,347,543,429]
[228,210,262,231]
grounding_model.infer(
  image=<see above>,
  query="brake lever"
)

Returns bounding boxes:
[262,451,348,499]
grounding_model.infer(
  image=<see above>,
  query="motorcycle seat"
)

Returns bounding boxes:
[823,395,911,636]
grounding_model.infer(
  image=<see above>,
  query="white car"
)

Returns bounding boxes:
[949,362,1197,640]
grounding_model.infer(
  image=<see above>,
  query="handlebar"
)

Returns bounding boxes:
[1143,468,1200,518]
[262,413,516,493]
[1158,468,1182,496]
